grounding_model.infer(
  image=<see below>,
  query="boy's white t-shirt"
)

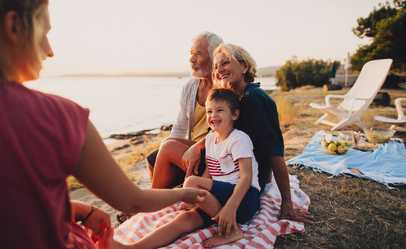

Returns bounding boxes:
[205,129,261,191]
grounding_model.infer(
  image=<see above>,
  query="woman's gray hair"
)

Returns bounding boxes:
[195,32,223,60]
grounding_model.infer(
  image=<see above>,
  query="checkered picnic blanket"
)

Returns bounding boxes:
[115,175,310,248]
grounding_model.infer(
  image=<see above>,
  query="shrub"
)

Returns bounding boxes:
[276,58,340,91]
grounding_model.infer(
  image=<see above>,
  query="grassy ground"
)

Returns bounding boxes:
[276,168,406,249]
[271,86,406,249]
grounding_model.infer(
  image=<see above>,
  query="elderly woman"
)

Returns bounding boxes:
[149,32,223,188]
[0,1,206,248]
[184,43,312,223]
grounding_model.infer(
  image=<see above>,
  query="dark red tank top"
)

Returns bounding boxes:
[0,81,91,248]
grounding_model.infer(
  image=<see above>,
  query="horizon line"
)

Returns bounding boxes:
[45,66,280,78]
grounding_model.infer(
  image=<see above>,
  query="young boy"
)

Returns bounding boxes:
[114,89,260,249]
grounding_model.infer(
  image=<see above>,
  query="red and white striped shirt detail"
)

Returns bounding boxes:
[205,129,260,190]
[206,156,239,177]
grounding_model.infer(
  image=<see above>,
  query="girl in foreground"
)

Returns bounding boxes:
[0,1,206,248]
[113,89,260,248]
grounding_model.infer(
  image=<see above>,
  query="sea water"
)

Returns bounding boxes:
[29,76,276,137]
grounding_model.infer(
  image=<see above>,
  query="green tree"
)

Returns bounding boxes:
[351,0,406,72]
[276,59,340,91]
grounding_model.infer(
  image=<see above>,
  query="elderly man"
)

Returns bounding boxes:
[147,32,223,188]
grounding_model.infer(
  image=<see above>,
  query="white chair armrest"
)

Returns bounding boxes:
[395,98,406,119]
[351,97,370,101]
[325,94,345,106]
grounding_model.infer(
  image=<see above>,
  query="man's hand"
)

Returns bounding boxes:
[279,202,313,224]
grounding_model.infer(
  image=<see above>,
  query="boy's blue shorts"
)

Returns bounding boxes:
[196,180,260,227]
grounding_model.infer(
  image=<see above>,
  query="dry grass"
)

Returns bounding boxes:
[274,95,298,126]
[276,167,406,249]
[270,86,406,249]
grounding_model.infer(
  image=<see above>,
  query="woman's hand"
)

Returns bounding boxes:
[212,204,239,237]
[82,206,112,240]
[181,187,208,204]
[279,202,313,224]
[182,143,202,177]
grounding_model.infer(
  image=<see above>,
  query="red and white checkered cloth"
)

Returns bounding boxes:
[115,175,310,248]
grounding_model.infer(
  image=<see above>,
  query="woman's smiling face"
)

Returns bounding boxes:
[212,51,247,92]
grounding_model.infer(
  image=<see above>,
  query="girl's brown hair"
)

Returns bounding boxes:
[0,0,48,39]
[0,0,48,79]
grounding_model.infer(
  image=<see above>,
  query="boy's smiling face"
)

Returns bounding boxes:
[206,99,239,136]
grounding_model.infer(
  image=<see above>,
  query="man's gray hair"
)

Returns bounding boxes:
[195,32,223,59]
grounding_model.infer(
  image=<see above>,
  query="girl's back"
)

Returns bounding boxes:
[0,81,89,248]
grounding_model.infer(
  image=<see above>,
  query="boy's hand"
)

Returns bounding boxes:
[212,204,239,237]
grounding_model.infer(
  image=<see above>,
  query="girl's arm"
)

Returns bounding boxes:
[73,122,207,215]
[213,157,252,236]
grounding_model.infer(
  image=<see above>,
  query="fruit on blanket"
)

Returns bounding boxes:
[327,143,337,153]
[324,141,349,154]
[337,145,347,154]
[321,132,352,155]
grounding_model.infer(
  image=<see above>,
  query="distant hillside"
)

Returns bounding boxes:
[257,66,279,77]
[59,66,279,78]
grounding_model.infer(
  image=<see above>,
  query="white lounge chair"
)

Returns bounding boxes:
[310,59,393,131]
[374,97,406,124]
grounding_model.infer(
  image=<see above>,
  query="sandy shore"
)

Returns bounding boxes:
[70,86,406,247]
[70,160,152,227]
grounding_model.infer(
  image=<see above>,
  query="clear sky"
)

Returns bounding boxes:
[43,0,385,76]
